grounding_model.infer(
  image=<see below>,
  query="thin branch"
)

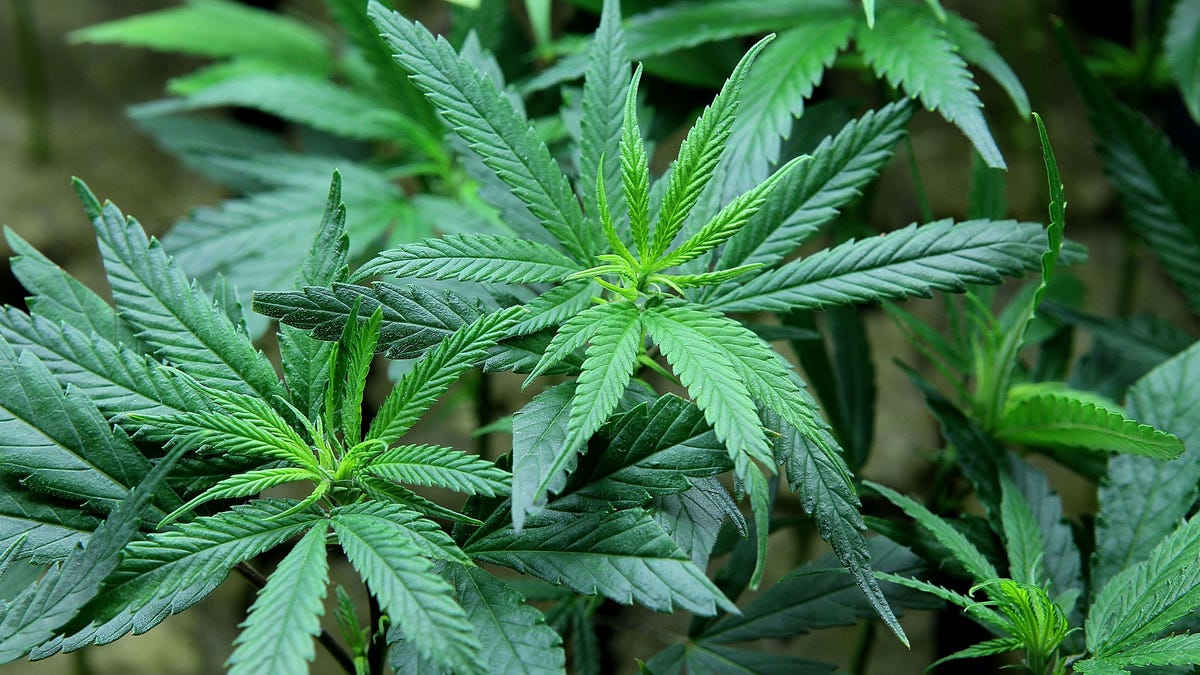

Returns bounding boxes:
[235,562,357,675]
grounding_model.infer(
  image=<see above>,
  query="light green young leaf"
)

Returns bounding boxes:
[136,381,317,471]
[332,507,483,675]
[861,0,875,27]
[709,219,1046,313]
[1006,456,1083,621]
[33,499,322,657]
[159,467,316,527]
[507,280,597,337]
[361,444,510,497]
[997,386,1182,460]
[76,181,283,404]
[999,475,1046,588]
[71,0,331,73]
[145,75,412,140]
[443,563,566,675]
[353,234,580,285]
[332,502,470,566]
[524,302,624,384]
[1093,341,1200,591]
[0,442,188,662]
[641,304,772,468]
[650,36,774,259]
[581,0,630,230]
[467,507,736,615]
[368,307,523,445]
[875,572,1007,630]
[1165,0,1200,123]
[621,65,652,257]
[1088,513,1200,657]
[857,3,1004,167]
[868,481,998,582]
[717,101,914,273]
[657,156,809,270]
[227,522,329,675]
[330,306,382,446]
[1057,22,1200,312]
[370,2,593,262]
[358,477,481,526]
[772,416,907,646]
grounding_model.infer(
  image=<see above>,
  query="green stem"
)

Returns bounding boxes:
[904,137,934,223]
[236,562,357,675]
[11,0,50,162]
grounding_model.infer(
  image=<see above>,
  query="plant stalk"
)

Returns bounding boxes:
[236,562,357,675]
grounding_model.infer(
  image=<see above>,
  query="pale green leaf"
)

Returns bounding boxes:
[999,474,1046,587]
[1165,0,1200,122]
[332,507,483,674]
[32,499,320,658]
[71,0,331,72]
[997,386,1182,459]
[857,3,1004,167]
[524,302,625,383]
[370,2,593,262]
[227,522,330,675]
[76,181,283,404]
[621,65,651,257]
[353,234,580,285]
[510,383,574,530]
[467,507,736,615]
[367,307,523,445]
[868,481,998,582]
[159,467,315,527]
[507,280,597,337]
[709,219,1046,313]
[362,444,511,497]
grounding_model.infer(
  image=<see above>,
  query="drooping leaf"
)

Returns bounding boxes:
[773,415,906,645]
[353,234,580,285]
[367,307,523,444]
[466,507,736,615]
[709,219,1045,313]
[651,477,740,570]
[1165,0,1200,123]
[227,522,330,675]
[361,444,510,497]
[856,3,1004,167]
[331,506,483,675]
[996,385,1182,460]
[1057,21,1200,311]
[76,181,283,404]
[71,0,332,73]
[443,563,566,675]
[716,101,914,275]
[370,2,594,262]
[0,441,188,662]
[1087,513,1200,658]
[1093,340,1200,591]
